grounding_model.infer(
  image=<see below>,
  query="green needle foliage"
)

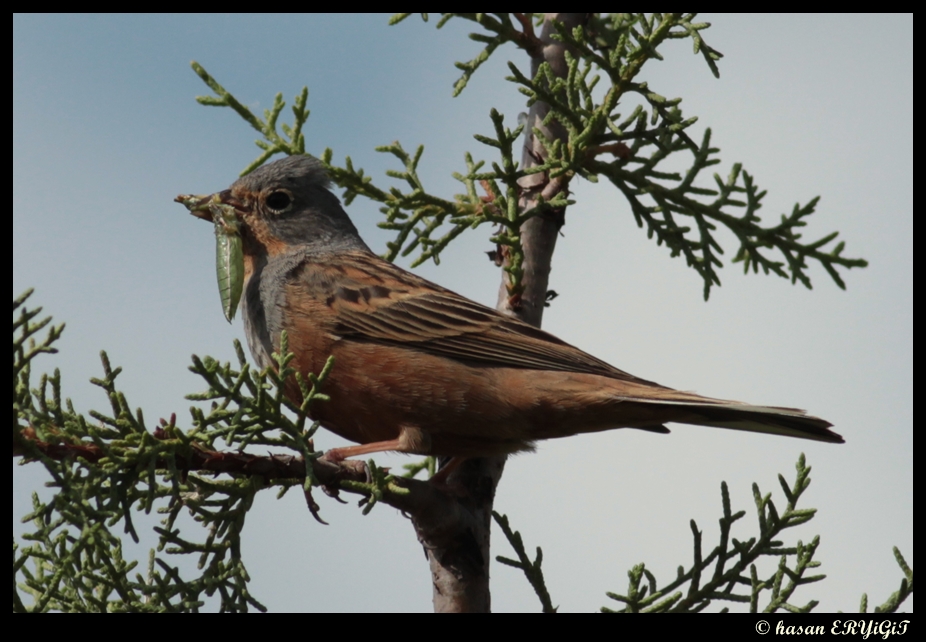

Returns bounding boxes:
[858,548,914,614]
[191,13,865,300]
[15,288,912,612]
[14,293,911,611]
[495,456,913,613]
[13,291,337,612]
[14,15,891,613]
[605,455,830,613]
[493,511,557,613]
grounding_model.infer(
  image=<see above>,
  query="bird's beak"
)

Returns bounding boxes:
[174,190,246,323]
[174,190,243,222]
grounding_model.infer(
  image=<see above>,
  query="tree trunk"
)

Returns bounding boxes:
[419,13,587,613]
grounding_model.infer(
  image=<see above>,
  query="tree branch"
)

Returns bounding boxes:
[418,13,590,614]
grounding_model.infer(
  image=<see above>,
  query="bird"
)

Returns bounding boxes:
[176,154,843,469]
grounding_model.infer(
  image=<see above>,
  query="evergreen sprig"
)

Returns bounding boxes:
[192,62,309,176]
[189,13,866,300]
[496,454,912,613]
[858,547,914,614]
[597,455,912,613]
[12,292,344,612]
[493,511,557,613]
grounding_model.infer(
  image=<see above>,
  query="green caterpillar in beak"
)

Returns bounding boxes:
[211,202,244,322]
[177,194,244,323]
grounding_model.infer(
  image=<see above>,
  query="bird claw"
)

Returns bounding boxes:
[315,451,374,503]
[303,486,329,525]
[321,483,348,504]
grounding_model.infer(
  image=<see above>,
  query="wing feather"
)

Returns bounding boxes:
[299,252,662,386]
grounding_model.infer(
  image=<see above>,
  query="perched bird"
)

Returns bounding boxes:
[176,155,843,467]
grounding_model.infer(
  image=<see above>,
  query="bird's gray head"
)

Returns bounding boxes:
[226,155,369,256]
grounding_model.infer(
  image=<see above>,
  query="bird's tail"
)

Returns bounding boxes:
[623,396,844,443]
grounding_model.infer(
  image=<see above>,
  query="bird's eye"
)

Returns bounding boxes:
[265,191,292,212]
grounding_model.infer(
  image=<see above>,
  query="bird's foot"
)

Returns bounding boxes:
[311,450,373,505]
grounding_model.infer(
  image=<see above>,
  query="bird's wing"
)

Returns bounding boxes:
[288,252,844,444]
[298,251,664,386]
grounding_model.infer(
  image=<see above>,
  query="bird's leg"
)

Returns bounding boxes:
[322,425,431,465]
[321,439,400,497]
[322,438,406,463]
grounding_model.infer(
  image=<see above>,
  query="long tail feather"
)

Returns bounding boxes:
[620,397,843,443]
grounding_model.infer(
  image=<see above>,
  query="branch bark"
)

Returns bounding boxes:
[14,425,487,532]
[421,13,588,613]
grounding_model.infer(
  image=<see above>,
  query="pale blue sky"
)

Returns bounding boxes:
[14,14,912,612]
